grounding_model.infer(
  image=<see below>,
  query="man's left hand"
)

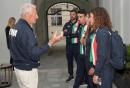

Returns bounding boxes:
[93,75,99,84]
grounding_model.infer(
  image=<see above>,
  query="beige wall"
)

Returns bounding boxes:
[47,3,78,39]
[99,0,130,44]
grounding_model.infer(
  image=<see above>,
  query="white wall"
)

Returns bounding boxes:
[1,0,130,63]
[0,0,31,64]
[99,0,130,44]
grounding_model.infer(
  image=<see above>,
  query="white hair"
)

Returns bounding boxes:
[20,3,36,18]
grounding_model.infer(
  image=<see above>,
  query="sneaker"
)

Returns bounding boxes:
[80,84,87,87]
[80,82,88,87]
[66,76,74,82]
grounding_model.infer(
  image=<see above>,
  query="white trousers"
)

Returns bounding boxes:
[14,67,38,88]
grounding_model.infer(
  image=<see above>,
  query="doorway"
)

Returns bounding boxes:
[47,3,79,46]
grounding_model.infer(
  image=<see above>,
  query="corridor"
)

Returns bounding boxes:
[0,0,129,88]
[9,40,117,88]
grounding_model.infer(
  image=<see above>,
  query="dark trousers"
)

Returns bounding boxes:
[86,64,96,88]
[96,65,114,88]
[73,55,88,88]
[10,56,13,64]
[66,44,78,76]
[87,75,96,88]
[10,55,14,70]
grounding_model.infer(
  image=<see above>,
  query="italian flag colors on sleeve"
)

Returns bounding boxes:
[80,25,88,55]
[71,22,79,44]
[90,34,97,66]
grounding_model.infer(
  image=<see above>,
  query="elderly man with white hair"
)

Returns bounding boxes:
[9,3,62,88]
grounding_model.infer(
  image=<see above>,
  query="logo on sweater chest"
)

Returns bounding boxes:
[9,28,18,37]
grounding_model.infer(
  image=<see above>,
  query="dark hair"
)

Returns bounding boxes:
[90,7,112,30]
[70,9,77,14]
[78,9,86,16]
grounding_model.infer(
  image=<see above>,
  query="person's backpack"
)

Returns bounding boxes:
[109,31,125,70]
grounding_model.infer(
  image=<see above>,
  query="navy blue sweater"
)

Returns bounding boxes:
[95,27,111,75]
[9,19,50,70]
[86,26,112,76]
[63,20,79,45]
